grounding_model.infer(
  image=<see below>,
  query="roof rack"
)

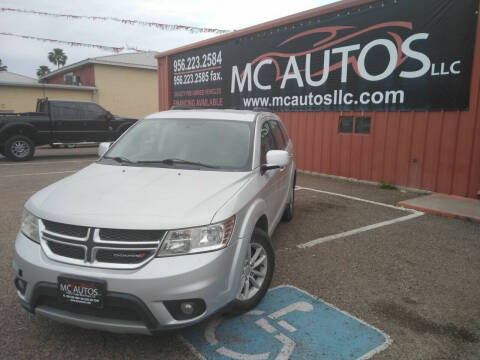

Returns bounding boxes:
[169,106,273,112]
[170,106,197,110]
[252,107,273,113]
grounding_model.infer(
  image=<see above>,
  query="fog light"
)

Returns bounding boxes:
[14,277,27,295]
[180,302,195,315]
[163,298,206,320]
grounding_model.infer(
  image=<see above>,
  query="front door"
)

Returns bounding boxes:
[50,101,85,143]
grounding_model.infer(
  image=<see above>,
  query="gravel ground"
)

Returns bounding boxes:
[1,148,479,360]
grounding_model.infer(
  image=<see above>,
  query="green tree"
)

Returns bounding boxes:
[0,59,7,71]
[48,48,67,69]
[36,65,51,78]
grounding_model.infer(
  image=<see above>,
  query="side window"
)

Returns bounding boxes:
[84,103,106,120]
[269,120,286,149]
[51,102,83,121]
[260,122,277,164]
[278,121,289,144]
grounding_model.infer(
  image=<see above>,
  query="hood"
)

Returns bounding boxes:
[26,163,251,229]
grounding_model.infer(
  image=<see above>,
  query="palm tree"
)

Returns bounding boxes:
[48,48,67,69]
[36,65,51,78]
[0,59,7,71]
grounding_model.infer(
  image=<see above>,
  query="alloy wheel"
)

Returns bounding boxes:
[11,140,30,158]
[237,242,268,301]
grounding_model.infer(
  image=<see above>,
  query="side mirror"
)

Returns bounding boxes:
[105,112,113,120]
[98,142,111,157]
[261,150,290,174]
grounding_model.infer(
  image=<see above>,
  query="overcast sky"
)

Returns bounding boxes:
[0,0,338,78]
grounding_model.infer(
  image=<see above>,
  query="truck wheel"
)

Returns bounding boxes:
[5,135,35,161]
[229,228,274,314]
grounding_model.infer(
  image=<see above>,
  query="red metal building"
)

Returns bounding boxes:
[156,0,480,199]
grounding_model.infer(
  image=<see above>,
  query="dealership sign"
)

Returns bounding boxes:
[171,0,479,111]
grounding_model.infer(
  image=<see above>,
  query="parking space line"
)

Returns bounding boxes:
[295,186,419,212]
[0,170,77,178]
[295,186,424,248]
[297,212,423,248]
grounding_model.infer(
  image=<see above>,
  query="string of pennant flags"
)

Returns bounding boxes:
[0,32,152,53]
[0,7,230,34]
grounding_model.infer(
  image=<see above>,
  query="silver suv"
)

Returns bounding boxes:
[13,109,296,334]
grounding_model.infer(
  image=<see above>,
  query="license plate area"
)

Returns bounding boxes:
[57,276,106,309]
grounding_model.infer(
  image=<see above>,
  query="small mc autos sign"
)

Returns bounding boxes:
[170,0,479,112]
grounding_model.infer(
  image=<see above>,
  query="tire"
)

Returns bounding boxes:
[229,228,275,314]
[281,172,296,222]
[4,135,35,161]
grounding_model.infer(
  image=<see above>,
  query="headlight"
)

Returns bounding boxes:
[157,216,235,257]
[21,209,40,243]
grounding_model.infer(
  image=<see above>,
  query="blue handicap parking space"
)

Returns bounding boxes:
[183,286,391,360]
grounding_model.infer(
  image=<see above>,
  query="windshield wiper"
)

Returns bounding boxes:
[137,158,217,168]
[103,156,136,164]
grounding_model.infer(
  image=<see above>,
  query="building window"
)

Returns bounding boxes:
[339,116,354,133]
[339,116,371,134]
[354,117,371,134]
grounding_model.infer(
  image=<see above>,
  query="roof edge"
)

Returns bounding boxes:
[0,81,97,91]
[155,0,375,59]
[41,59,157,80]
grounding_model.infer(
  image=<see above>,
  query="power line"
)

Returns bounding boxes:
[0,7,230,34]
[0,32,153,53]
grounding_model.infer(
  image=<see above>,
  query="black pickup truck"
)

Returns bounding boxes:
[0,99,138,161]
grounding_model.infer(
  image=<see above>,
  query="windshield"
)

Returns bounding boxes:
[102,118,253,171]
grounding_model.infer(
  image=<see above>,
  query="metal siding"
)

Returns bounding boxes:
[156,2,480,198]
[157,57,171,111]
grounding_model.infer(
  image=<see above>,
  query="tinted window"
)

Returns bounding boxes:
[355,117,371,134]
[51,102,84,121]
[278,121,289,144]
[260,122,277,164]
[84,104,106,120]
[269,120,286,149]
[339,116,354,133]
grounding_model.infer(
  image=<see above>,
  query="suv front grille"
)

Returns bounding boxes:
[40,220,165,269]
[46,240,85,260]
[99,228,165,242]
[43,220,88,238]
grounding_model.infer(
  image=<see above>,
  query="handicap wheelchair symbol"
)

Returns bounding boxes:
[206,301,314,359]
[183,286,391,360]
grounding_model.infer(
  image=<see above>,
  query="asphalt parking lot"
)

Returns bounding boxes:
[1,147,479,360]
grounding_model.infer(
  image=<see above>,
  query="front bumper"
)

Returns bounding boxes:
[13,232,246,334]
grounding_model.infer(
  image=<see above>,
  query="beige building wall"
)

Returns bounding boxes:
[94,64,158,118]
[0,86,95,113]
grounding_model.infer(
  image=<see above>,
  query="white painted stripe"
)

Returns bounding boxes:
[297,212,424,248]
[277,320,297,333]
[268,301,313,320]
[274,333,296,360]
[216,347,270,360]
[296,186,423,214]
[204,317,222,346]
[247,309,265,316]
[255,318,276,333]
[0,170,77,178]
[0,159,92,166]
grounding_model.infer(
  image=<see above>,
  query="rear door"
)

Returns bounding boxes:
[50,101,86,143]
[83,103,112,141]
[268,118,292,219]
